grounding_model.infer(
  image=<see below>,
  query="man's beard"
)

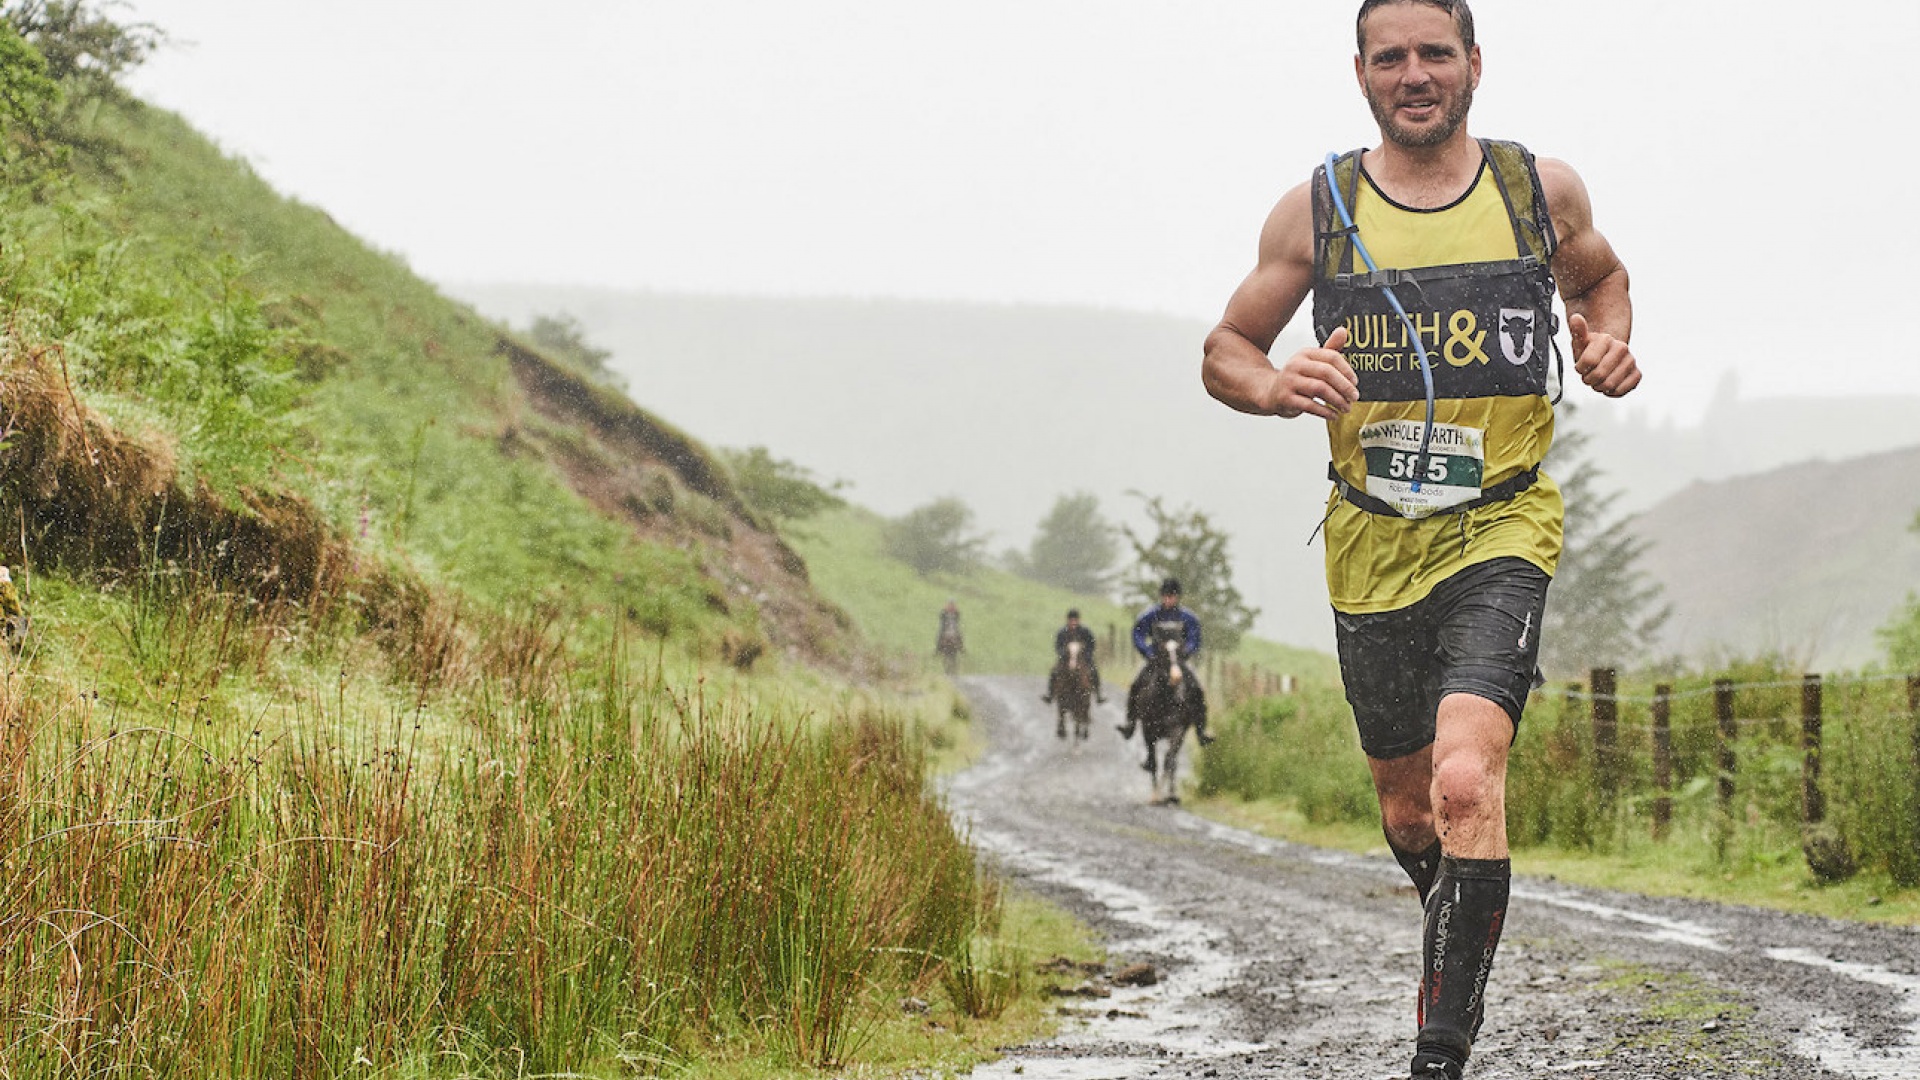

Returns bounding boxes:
[1366,82,1473,148]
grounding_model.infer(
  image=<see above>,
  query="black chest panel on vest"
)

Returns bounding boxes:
[1309,140,1560,405]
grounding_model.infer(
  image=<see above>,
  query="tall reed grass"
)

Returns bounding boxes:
[0,630,991,1077]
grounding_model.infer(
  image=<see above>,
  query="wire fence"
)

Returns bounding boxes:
[1197,659,1920,887]
[1515,667,1920,884]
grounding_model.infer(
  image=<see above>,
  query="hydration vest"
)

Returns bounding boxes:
[1311,139,1561,520]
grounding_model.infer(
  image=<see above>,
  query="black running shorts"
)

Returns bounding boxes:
[1333,557,1550,761]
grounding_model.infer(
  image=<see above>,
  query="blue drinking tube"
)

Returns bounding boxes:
[1322,152,1438,494]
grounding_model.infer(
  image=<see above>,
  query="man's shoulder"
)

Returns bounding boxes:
[1530,155,1582,196]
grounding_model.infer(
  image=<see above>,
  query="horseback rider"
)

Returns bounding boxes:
[1041,608,1105,705]
[936,600,964,651]
[1118,579,1213,744]
[934,599,965,673]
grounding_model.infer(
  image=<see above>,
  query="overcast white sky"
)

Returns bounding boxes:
[121,0,1915,425]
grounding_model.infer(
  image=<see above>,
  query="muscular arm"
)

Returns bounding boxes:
[1539,158,1640,397]
[1201,181,1360,421]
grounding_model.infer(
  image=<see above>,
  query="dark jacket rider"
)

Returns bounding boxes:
[1041,609,1105,704]
[1119,579,1212,744]
[936,601,963,651]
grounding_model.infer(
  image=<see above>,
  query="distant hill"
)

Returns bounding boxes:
[1573,376,1920,516]
[449,286,1920,664]
[1631,444,1920,670]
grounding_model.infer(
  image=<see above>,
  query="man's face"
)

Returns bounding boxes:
[1160,593,1179,610]
[1355,3,1480,149]
[1067,616,1080,630]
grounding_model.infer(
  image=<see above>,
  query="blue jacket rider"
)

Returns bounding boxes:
[1119,578,1212,744]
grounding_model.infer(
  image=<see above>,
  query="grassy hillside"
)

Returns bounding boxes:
[0,26,1104,1079]
[447,283,1345,656]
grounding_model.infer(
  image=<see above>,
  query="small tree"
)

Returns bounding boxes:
[885,498,988,578]
[2,2,161,168]
[1024,492,1119,595]
[527,312,624,390]
[0,20,58,160]
[721,446,846,523]
[3,1,160,93]
[1539,409,1671,676]
[1121,493,1258,654]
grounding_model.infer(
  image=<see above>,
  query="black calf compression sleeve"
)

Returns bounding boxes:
[1416,855,1510,1067]
[1388,836,1443,903]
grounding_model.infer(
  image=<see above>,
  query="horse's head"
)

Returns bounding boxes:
[1067,639,1083,668]
[1162,639,1183,682]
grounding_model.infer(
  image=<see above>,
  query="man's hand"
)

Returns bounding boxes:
[1269,326,1360,420]
[1568,313,1640,398]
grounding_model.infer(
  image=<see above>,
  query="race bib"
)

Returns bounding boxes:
[1358,419,1485,519]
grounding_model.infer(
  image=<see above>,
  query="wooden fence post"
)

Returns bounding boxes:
[1799,672,1856,880]
[1715,678,1737,861]
[1909,675,1919,852]
[1591,667,1618,812]
[1652,683,1673,840]
[1801,673,1826,829]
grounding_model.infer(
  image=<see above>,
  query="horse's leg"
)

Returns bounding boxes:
[1164,732,1184,804]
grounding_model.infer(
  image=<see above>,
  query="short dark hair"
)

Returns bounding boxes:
[1066,608,1080,619]
[1356,0,1475,54]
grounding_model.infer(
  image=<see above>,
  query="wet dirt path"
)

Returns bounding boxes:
[944,676,1920,1080]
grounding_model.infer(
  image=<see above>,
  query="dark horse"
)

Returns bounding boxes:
[1136,638,1206,804]
[936,626,963,676]
[1051,639,1094,743]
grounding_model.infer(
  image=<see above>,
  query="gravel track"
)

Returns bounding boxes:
[945,675,1920,1080]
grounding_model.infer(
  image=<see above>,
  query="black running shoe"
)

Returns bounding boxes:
[1410,1051,1462,1080]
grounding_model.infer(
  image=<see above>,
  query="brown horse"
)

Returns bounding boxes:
[936,627,963,676]
[1052,639,1094,743]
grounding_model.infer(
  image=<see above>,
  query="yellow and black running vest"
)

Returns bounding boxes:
[1310,139,1564,614]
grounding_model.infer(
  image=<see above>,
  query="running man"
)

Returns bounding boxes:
[1199,2,1640,1077]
